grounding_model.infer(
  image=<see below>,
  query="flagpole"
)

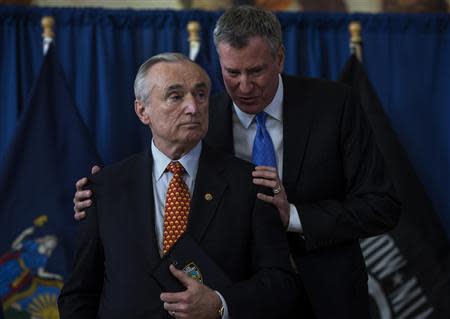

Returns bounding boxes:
[187,20,200,61]
[349,21,362,62]
[41,16,55,55]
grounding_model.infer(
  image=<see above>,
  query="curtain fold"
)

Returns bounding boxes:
[0,5,449,236]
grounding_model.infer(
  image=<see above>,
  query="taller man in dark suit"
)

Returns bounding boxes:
[59,53,298,319]
[73,6,401,319]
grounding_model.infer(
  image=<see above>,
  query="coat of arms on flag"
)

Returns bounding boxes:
[0,216,63,318]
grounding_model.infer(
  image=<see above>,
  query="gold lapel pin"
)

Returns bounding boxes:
[204,193,213,201]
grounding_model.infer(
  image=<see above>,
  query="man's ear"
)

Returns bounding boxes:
[135,99,151,125]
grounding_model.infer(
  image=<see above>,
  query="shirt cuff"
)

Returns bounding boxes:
[287,203,303,233]
[214,291,229,319]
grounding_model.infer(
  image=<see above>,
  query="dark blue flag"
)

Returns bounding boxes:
[189,32,223,95]
[340,54,450,319]
[0,45,101,318]
[196,49,223,95]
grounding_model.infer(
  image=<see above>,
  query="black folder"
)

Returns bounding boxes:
[152,234,232,292]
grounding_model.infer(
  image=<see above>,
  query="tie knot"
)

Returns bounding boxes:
[255,112,268,127]
[166,161,185,174]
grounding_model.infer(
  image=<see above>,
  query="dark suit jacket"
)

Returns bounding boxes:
[58,144,298,319]
[206,75,401,319]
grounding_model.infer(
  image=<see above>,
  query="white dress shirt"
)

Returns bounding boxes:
[150,140,229,318]
[232,74,303,233]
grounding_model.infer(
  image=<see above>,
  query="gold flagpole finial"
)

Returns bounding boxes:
[349,21,362,62]
[41,16,55,54]
[187,21,201,61]
[187,21,200,43]
[41,16,55,40]
[349,21,362,45]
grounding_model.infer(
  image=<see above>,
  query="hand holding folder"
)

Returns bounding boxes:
[152,234,232,292]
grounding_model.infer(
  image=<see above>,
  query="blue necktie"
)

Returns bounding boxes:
[252,112,277,168]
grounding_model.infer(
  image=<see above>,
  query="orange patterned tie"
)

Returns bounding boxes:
[162,161,191,255]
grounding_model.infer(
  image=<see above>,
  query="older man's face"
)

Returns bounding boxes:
[218,36,284,114]
[135,61,210,157]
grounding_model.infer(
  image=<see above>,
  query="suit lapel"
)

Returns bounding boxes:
[282,75,315,194]
[187,144,227,242]
[127,150,161,268]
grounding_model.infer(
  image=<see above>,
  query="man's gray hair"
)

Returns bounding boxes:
[134,52,191,105]
[213,5,283,56]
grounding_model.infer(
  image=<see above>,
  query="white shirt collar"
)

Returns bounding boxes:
[151,140,202,181]
[233,74,284,129]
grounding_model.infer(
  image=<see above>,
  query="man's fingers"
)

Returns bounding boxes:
[73,193,91,221]
[254,165,277,172]
[74,190,92,202]
[160,292,177,303]
[74,211,86,221]
[161,292,190,319]
[75,165,100,192]
[252,166,279,187]
[169,264,194,288]
[161,266,216,319]
[166,308,187,319]
[253,178,278,189]
[74,198,92,210]
[165,307,188,319]
[257,192,290,227]
[257,192,274,203]
[163,301,188,312]
[160,289,187,304]
[91,165,101,174]
[252,169,277,179]
[75,177,89,191]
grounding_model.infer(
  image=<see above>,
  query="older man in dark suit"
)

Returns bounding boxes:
[58,53,298,319]
[73,6,401,319]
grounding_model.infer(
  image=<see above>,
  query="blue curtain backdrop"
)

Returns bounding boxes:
[0,6,449,237]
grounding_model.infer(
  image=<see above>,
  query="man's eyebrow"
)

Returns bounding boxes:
[248,64,266,72]
[223,64,266,73]
[194,82,208,90]
[165,84,184,92]
[224,66,239,72]
[163,82,208,97]
[163,84,184,98]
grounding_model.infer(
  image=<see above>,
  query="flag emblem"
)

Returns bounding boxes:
[0,216,63,318]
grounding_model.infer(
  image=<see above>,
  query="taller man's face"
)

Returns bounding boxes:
[217,36,285,114]
[135,61,210,158]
